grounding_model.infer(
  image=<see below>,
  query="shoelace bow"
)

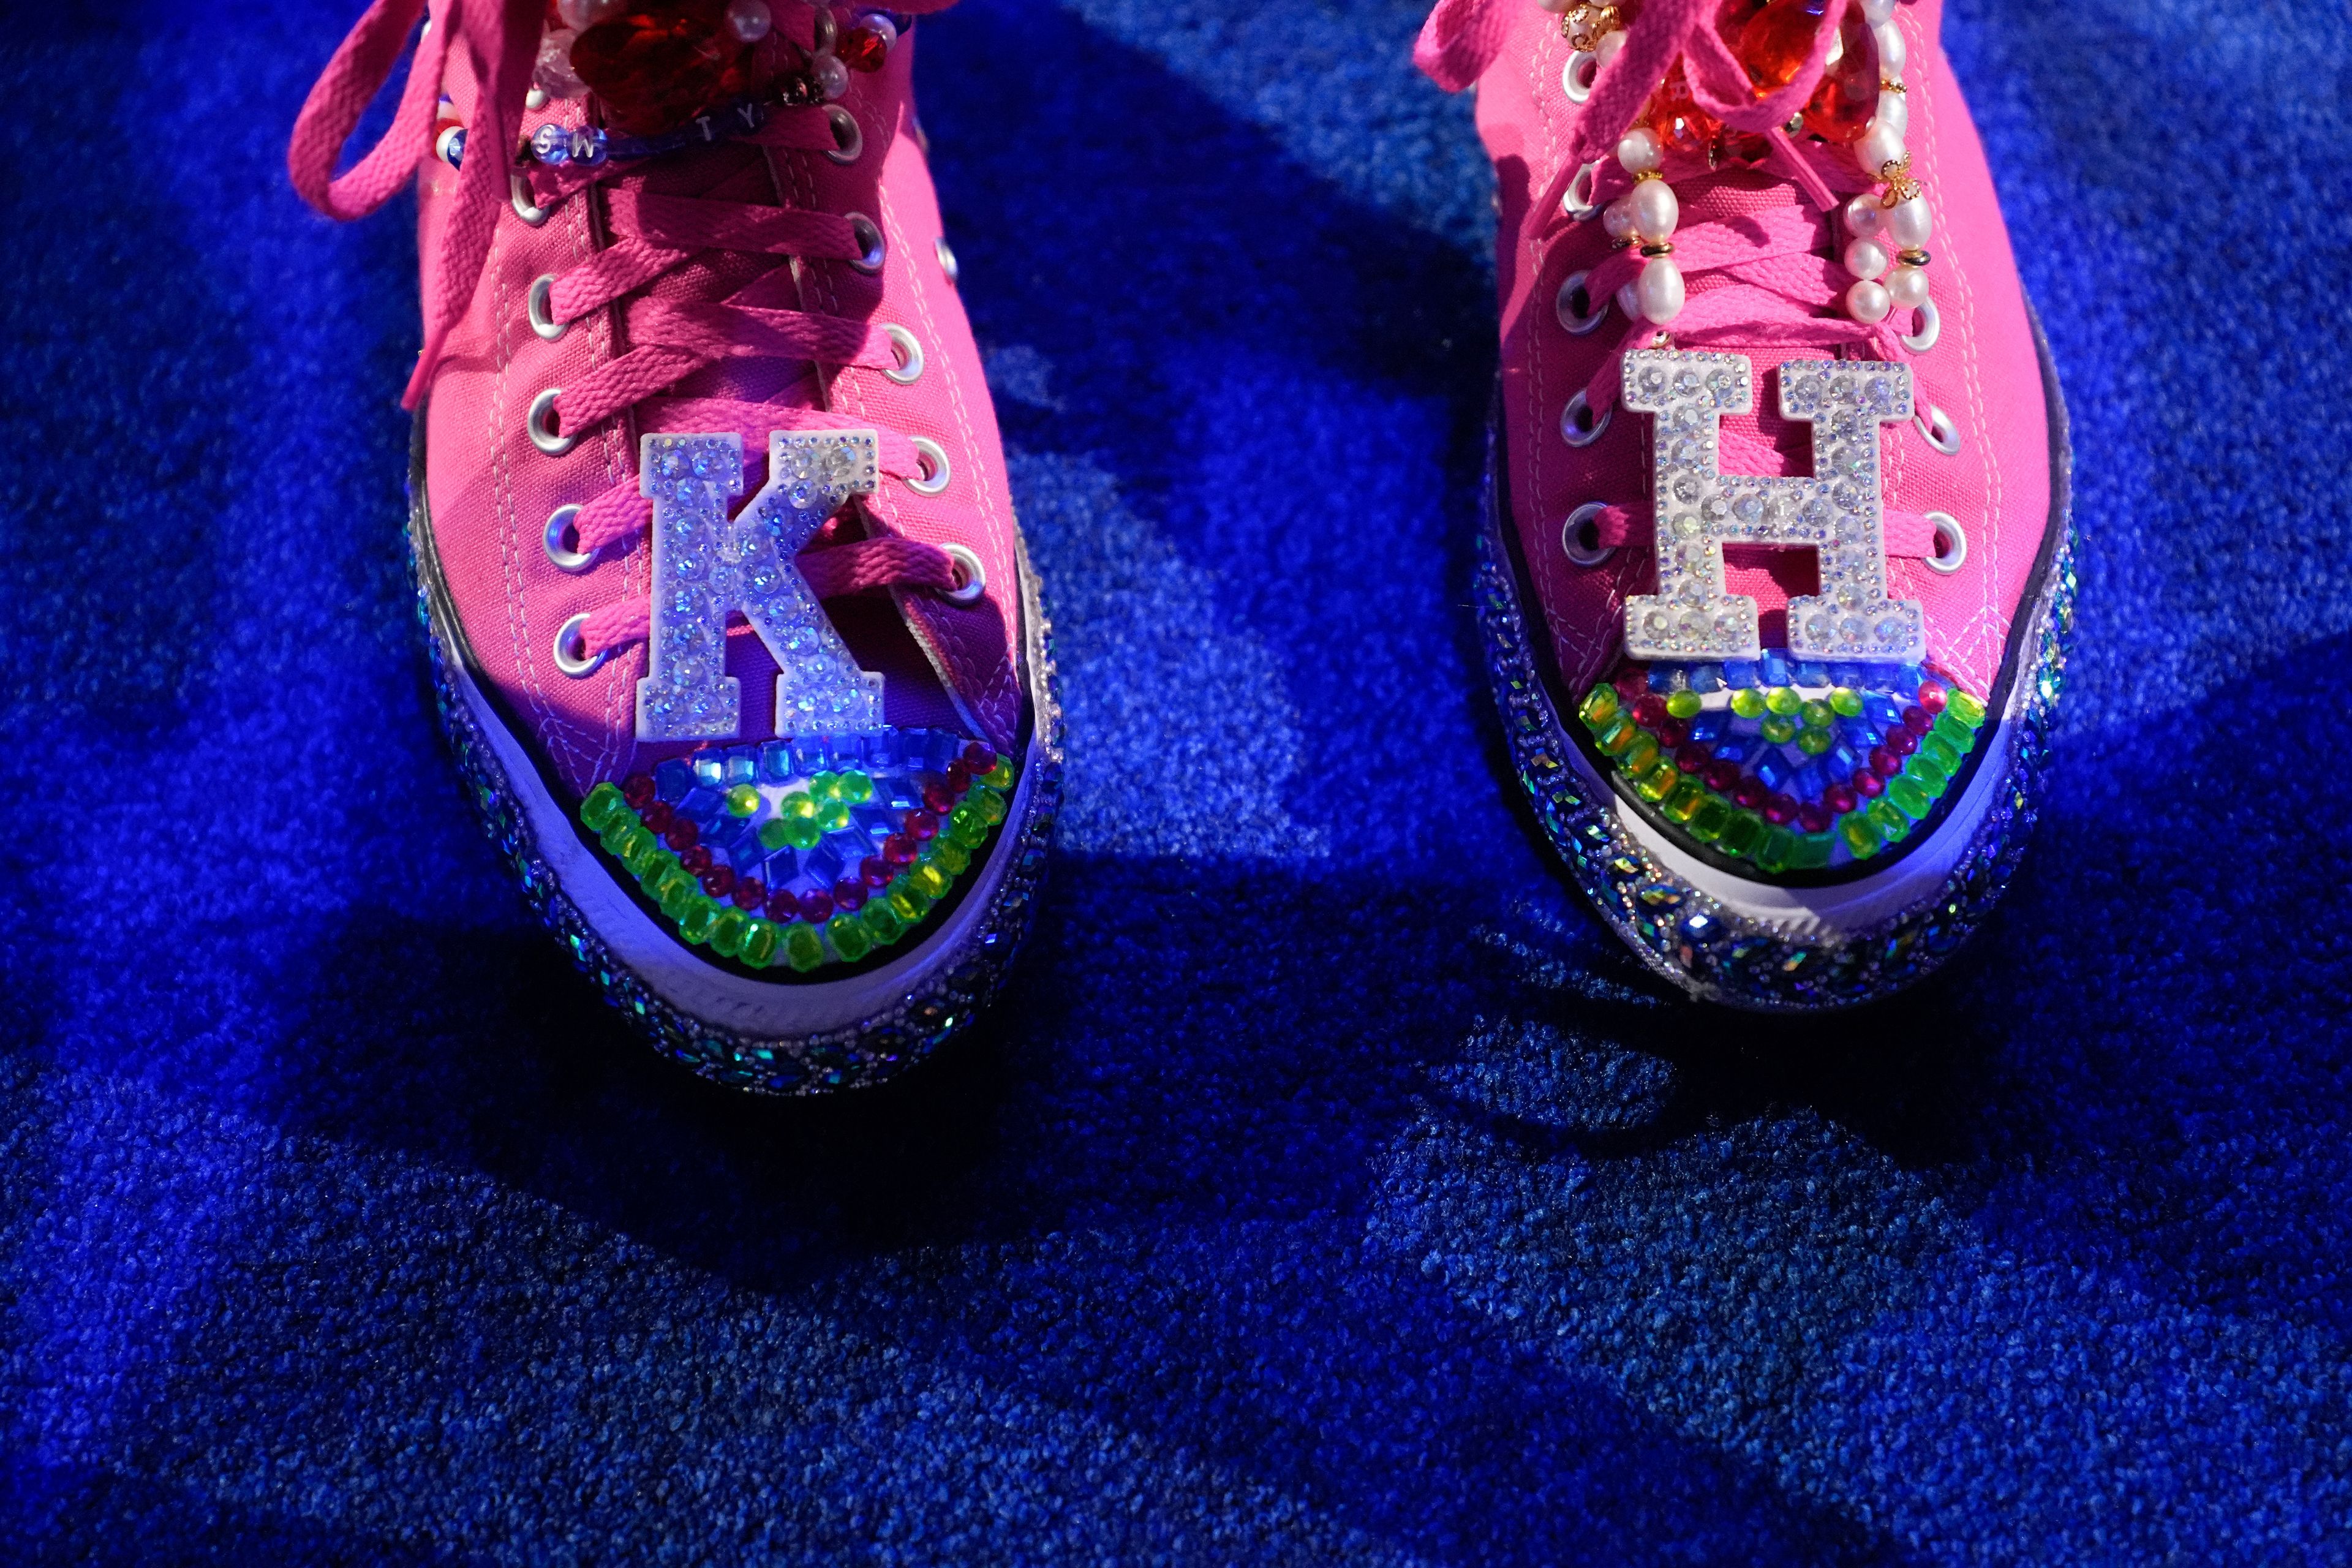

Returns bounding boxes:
[292,0,973,662]
[1419,0,1951,554]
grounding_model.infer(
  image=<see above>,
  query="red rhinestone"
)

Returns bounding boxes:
[1798,802,1833,834]
[622,773,656,807]
[643,801,675,833]
[1853,769,1885,799]
[922,781,956,815]
[766,892,799,923]
[961,741,996,774]
[882,834,918,866]
[680,844,713,872]
[1732,777,1768,810]
[905,809,939,842]
[1762,793,1798,825]
[1656,718,1690,748]
[1703,760,1741,793]
[1823,785,1858,816]
[861,855,891,888]
[1676,744,1713,774]
[663,817,697,850]
[799,888,835,924]
[569,0,775,137]
[1631,694,1670,729]
[699,867,734,899]
[833,878,869,912]
[1885,726,1918,759]
[1800,6,1879,143]
[836,23,889,72]
[1613,668,1649,703]
[944,760,971,794]
[1903,705,1932,734]
[1736,0,1831,94]
[733,876,767,910]
[1917,680,1948,714]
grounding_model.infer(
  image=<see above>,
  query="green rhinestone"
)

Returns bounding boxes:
[835,769,874,804]
[740,918,782,968]
[757,818,794,851]
[1866,799,1909,843]
[1841,812,1884,860]
[1579,685,1621,730]
[1907,752,1948,797]
[1946,689,1988,729]
[725,783,761,818]
[972,785,1008,826]
[783,816,824,850]
[862,900,905,946]
[780,792,818,823]
[1790,833,1833,870]
[635,848,676,888]
[1618,733,1660,777]
[676,897,720,946]
[948,803,986,846]
[599,816,636,854]
[656,867,698,916]
[1887,776,1932,821]
[1764,686,1802,716]
[1687,798,1730,843]
[709,907,750,957]
[783,923,826,973]
[581,782,626,831]
[1828,687,1864,717]
[910,861,951,899]
[1795,728,1833,756]
[1921,733,1962,775]
[930,838,970,876]
[817,800,854,832]
[1719,810,1765,858]
[887,882,929,924]
[1933,712,1973,754]
[1798,699,1834,731]
[615,825,657,872]
[982,760,1016,790]
[1729,688,1768,719]
[1665,778,1708,823]
[1760,715,1800,744]
[1595,714,1638,755]
[1665,690,1704,720]
[1634,760,1679,804]
[827,914,872,962]
[1752,827,1796,873]
[810,771,841,801]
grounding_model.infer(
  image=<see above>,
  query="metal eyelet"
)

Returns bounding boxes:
[527,274,567,342]
[1562,50,1599,104]
[552,612,606,677]
[847,213,886,274]
[1559,390,1611,448]
[1562,159,1604,222]
[511,172,551,227]
[824,104,864,165]
[1562,500,1615,567]
[941,543,987,605]
[882,323,924,385]
[544,504,596,573]
[527,387,576,456]
[1902,297,1941,353]
[1555,269,1610,336]
[935,236,959,285]
[1923,511,1968,575]
[908,436,951,496]
[1916,402,1961,456]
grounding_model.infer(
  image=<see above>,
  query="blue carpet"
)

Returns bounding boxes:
[2,1,2349,1561]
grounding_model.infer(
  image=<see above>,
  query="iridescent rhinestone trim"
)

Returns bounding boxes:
[406,418,1063,1095]
[1622,350,1923,665]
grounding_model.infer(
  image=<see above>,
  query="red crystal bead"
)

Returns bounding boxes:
[922,780,956,815]
[1868,747,1898,777]
[1801,7,1879,143]
[1823,785,1858,816]
[1917,680,1948,714]
[836,23,889,72]
[832,877,869,912]
[699,867,734,898]
[1645,62,1720,157]
[1676,744,1713,774]
[799,888,835,924]
[766,891,799,923]
[902,809,937,842]
[861,855,892,888]
[1886,726,1919,759]
[1656,718,1690,748]
[1736,0,1831,94]
[962,741,997,774]
[570,0,785,136]
[1632,694,1670,729]
[622,773,655,807]
[1798,802,1833,834]
[944,760,971,794]
[643,801,675,833]
[663,817,697,850]
[1763,793,1798,826]
[1703,760,1741,793]
[1614,668,1649,703]
[733,875,766,910]
[1732,777,1768,810]
[680,843,713,872]
[1903,705,1932,735]
[1853,769,1885,799]
[882,833,918,866]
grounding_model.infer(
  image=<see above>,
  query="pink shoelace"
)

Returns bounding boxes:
[1419,0,1954,557]
[291,0,975,663]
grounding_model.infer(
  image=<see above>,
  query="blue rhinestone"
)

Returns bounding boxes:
[724,749,758,786]
[925,732,959,771]
[1864,696,1907,729]
[1724,660,1758,688]
[1713,735,1754,765]
[1678,909,1727,948]
[1841,717,1881,749]
[1687,711,1728,744]
[680,786,723,825]
[1754,750,1791,790]
[654,759,693,803]
[1759,650,1793,686]
[790,737,829,775]
[1690,664,1724,693]
[1894,665,1925,697]
[1647,667,1675,693]
[690,748,727,788]
[1791,760,1825,801]
[760,742,794,783]
[1793,660,1829,687]
[1827,742,1862,778]
[802,843,846,886]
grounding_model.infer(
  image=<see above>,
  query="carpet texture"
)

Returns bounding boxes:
[3,1,2349,1562]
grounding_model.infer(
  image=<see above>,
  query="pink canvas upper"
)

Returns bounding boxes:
[1427,0,2051,706]
[295,0,1025,802]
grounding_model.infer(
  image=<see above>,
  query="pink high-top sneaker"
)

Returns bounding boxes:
[1421,0,2073,1008]
[292,0,1060,1091]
